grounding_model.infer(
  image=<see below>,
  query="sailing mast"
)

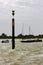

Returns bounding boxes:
[21,23,24,40]
[29,26,31,35]
[22,23,24,36]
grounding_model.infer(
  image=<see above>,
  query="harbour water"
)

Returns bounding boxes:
[0,39,43,65]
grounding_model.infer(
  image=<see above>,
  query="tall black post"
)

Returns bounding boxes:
[12,10,15,49]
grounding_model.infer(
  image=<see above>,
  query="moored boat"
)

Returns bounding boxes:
[21,39,42,43]
[1,40,9,43]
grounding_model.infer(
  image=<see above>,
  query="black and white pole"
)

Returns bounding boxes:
[12,10,15,49]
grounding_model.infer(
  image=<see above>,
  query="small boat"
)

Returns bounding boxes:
[21,25,42,43]
[21,39,42,43]
[1,40,9,43]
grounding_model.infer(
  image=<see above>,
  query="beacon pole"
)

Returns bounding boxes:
[12,10,15,49]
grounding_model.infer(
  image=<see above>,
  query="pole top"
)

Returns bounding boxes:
[12,10,15,16]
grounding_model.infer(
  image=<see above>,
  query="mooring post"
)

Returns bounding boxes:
[12,10,15,49]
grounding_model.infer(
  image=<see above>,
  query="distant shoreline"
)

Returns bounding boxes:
[0,37,43,39]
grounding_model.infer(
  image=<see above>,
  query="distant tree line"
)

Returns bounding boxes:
[0,33,12,39]
[0,33,43,39]
[15,34,43,39]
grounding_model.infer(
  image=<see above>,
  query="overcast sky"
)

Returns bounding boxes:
[0,0,43,36]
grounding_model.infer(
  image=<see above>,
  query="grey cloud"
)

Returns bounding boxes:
[0,0,43,35]
[16,0,43,8]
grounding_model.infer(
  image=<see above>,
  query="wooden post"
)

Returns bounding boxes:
[12,10,15,49]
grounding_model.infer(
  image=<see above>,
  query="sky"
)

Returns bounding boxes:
[0,0,43,36]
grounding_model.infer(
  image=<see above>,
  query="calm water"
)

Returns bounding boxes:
[0,39,43,65]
